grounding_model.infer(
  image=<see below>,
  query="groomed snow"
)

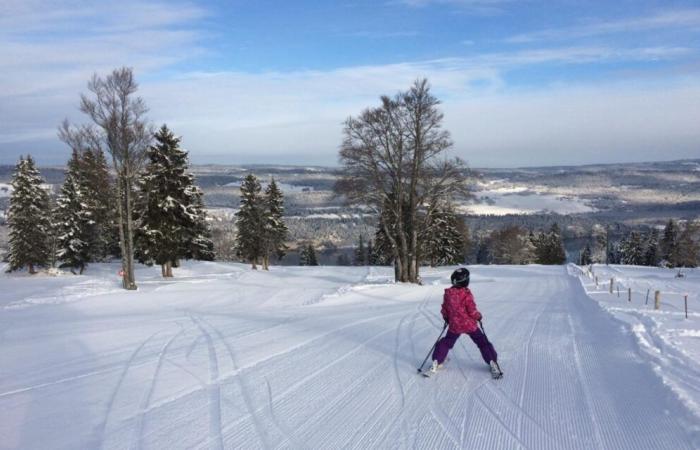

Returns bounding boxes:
[1,262,699,449]
[574,264,700,421]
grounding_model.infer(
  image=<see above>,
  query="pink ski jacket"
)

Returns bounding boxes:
[441,287,482,334]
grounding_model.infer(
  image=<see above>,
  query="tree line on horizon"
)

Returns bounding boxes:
[579,219,699,268]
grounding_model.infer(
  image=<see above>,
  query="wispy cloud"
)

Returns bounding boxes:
[506,8,700,43]
[0,0,208,148]
[393,0,513,14]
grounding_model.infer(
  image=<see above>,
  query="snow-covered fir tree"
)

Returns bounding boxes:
[6,156,52,273]
[55,150,93,274]
[579,244,593,265]
[607,241,622,264]
[81,147,118,260]
[261,178,288,270]
[490,226,534,265]
[675,221,699,268]
[373,215,394,265]
[184,189,215,262]
[660,219,679,267]
[620,231,645,265]
[532,224,566,264]
[299,244,318,266]
[422,202,464,266]
[354,235,367,266]
[643,228,660,267]
[134,125,214,277]
[366,239,375,266]
[235,174,264,269]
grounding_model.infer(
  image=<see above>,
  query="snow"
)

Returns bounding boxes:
[1,262,699,449]
[0,183,12,197]
[573,264,700,421]
[464,182,595,216]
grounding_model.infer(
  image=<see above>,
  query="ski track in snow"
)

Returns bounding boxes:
[1,262,699,449]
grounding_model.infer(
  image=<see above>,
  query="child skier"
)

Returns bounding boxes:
[426,268,502,378]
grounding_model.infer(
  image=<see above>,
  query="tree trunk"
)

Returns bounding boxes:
[114,165,130,290]
[166,261,173,277]
[28,263,35,274]
[122,172,137,289]
[161,264,166,278]
[262,255,269,270]
[251,258,258,270]
[409,228,419,283]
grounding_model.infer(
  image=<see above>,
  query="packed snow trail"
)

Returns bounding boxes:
[0,263,698,449]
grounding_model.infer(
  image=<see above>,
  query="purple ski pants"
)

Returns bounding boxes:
[432,329,497,365]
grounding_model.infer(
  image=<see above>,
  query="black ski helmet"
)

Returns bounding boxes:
[451,268,470,287]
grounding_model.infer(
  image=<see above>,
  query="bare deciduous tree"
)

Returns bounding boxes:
[79,67,151,290]
[336,78,468,283]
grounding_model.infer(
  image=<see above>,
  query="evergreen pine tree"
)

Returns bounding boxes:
[300,244,318,266]
[82,148,118,260]
[533,224,566,264]
[607,241,622,264]
[235,174,264,269]
[579,244,593,265]
[55,150,93,273]
[373,214,394,265]
[366,239,375,265]
[261,178,288,269]
[354,235,367,266]
[643,229,660,267]
[675,222,699,268]
[134,125,214,277]
[7,156,51,273]
[660,219,679,267]
[620,231,644,265]
[422,202,464,266]
[185,189,215,262]
[308,245,319,266]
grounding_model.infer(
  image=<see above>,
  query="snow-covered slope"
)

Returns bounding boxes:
[574,264,700,422]
[1,263,698,449]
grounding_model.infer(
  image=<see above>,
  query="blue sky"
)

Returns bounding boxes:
[1,0,699,167]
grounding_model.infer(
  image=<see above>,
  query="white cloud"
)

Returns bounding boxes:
[506,8,700,43]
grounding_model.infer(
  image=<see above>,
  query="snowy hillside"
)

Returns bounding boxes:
[1,262,699,449]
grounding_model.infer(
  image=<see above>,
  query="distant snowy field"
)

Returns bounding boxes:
[1,262,698,449]
[464,181,595,216]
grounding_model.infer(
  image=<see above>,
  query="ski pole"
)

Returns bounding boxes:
[417,322,448,373]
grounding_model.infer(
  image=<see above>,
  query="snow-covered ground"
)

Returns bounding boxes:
[574,264,700,422]
[1,262,699,449]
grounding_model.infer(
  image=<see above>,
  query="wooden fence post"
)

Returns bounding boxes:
[645,289,650,306]
[617,285,620,298]
[685,295,688,319]
[628,288,631,302]
[595,276,598,288]
[610,278,614,294]
[654,291,661,310]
